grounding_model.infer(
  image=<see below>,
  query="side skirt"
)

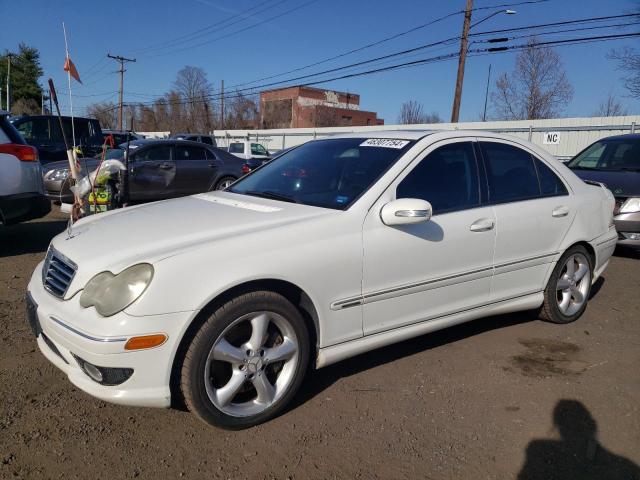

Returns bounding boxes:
[315,292,543,369]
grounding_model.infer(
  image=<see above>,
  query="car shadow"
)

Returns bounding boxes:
[517,399,640,479]
[614,245,640,260]
[290,310,535,412]
[0,218,67,258]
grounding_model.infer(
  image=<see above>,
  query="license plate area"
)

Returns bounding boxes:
[25,293,41,337]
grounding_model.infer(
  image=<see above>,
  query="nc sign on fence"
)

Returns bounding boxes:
[543,132,560,145]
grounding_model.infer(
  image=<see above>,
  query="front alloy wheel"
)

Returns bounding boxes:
[181,291,309,429]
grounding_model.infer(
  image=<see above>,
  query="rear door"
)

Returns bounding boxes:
[128,144,176,201]
[478,140,574,300]
[174,144,218,195]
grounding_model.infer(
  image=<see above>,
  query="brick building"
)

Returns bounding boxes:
[260,86,383,129]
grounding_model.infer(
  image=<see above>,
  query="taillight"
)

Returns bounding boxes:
[0,143,38,162]
[241,164,251,174]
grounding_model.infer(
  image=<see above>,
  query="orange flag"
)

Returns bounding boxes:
[63,57,82,84]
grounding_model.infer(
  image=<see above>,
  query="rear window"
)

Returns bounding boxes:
[229,143,244,153]
[3,117,28,144]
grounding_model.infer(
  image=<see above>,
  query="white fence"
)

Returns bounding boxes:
[139,115,639,160]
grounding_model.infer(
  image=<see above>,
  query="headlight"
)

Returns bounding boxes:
[620,197,640,214]
[45,169,69,181]
[79,264,154,317]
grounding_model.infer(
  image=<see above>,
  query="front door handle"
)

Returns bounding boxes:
[552,206,570,217]
[470,218,495,232]
[159,163,173,170]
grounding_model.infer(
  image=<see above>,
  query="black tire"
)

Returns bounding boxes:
[213,176,236,191]
[538,245,593,324]
[181,291,310,429]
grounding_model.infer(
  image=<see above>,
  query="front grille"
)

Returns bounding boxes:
[614,196,627,215]
[42,247,77,298]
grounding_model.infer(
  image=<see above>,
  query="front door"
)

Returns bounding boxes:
[128,144,176,201]
[362,139,496,335]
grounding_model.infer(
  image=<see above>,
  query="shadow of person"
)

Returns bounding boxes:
[518,400,640,480]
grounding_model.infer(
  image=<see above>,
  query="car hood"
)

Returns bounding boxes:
[42,157,101,175]
[571,169,640,197]
[50,191,332,283]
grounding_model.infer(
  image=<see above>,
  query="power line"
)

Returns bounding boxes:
[132,0,289,54]
[145,0,321,58]
[232,0,552,89]
[98,30,640,115]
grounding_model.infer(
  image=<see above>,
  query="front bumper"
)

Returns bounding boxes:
[27,261,196,408]
[614,212,640,248]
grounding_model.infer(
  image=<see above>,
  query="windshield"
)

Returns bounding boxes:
[568,139,640,171]
[228,137,414,210]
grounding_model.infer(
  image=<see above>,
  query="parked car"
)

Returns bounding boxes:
[169,133,217,147]
[10,115,104,164]
[27,131,617,429]
[228,140,270,162]
[42,139,244,204]
[102,129,144,146]
[0,111,50,225]
[241,145,295,174]
[567,134,640,248]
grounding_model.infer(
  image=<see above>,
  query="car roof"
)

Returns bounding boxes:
[328,129,437,140]
[118,138,215,148]
[593,133,640,141]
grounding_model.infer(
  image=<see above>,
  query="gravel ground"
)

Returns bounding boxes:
[1,209,639,479]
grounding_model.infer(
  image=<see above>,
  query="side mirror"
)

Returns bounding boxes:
[380,198,433,226]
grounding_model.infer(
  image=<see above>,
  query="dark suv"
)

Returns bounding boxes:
[10,115,104,164]
[568,134,640,248]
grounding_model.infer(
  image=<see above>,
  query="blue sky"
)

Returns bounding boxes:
[1,0,639,123]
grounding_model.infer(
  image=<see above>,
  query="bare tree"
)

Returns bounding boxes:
[11,98,40,115]
[398,100,441,124]
[594,93,628,117]
[491,38,573,120]
[608,47,640,99]
[173,66,213,132]
[86,101,116,129]
[261,99,292,128]
[225,91,258,129]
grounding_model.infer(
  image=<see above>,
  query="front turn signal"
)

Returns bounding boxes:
[124,334,167,351]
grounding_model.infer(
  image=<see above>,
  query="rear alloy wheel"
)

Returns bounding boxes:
[538,245,592,324]
[181,291,309,429]
[214,176,235,190]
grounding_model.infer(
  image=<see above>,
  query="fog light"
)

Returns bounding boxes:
[72,354,134,386]
[621,232,640,241]
[83,362,104,382]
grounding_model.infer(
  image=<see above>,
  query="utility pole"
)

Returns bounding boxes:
[220,79,225,128]
[107,53,136,130]
[451,0,473,123]
[6,53,13,113]
[483,64,491,122]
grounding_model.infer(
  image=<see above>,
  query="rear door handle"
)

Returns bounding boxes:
[470,218,495,232]
[552,206,569,217]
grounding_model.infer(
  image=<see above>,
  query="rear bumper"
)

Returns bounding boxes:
[614,212,640,248]
[0,192,51,225]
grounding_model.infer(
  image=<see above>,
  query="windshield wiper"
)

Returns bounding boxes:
[245,190,299,204]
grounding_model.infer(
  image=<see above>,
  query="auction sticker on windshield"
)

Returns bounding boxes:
[360,139,410,149]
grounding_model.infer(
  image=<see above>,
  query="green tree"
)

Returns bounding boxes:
[0,43,44,111]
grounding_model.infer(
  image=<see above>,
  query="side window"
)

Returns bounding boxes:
[480,142,540,204]
[175,146,206,161]
[16,119,50,142]
[201,136,213,145]
[136,145,171,162]
[535,159,568,197]
[229,143,244,154]
[251,143,268,155]
[397,142,480,214]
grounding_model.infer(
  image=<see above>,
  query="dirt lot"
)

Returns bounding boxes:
[1,210,639,479]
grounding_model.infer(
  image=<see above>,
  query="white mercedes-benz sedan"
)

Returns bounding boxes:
[27,130,618,428]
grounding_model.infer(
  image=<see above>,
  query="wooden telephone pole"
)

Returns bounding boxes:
[107,53,136,130]
[450,0,473,123]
